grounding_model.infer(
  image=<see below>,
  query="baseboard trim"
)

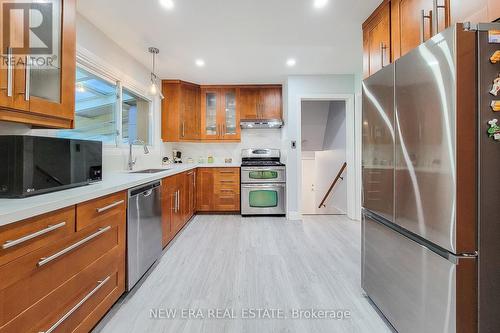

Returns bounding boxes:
[287,211,302,221]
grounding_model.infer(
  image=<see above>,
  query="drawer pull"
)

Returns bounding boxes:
[37,226,112,267]
[41,276,111,333]
[96,200,124,213]
[2,222,67,250]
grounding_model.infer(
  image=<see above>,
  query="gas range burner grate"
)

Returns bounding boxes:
[241,160,285,167]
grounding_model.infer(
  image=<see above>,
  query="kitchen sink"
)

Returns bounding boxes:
[130,169,169,174]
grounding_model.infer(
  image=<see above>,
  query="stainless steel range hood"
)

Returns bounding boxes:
[240,119,283,129]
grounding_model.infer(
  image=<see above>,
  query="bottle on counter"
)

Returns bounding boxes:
[207,155,214,164]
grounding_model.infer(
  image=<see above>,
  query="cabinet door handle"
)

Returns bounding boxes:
[182,122,185,138]
[177,190,180,211]
[380,42,387,68]
[37,226,111,267]
[41,276,111,333]
[2,221,67,250]
[420,10,433,43]
[432,0,446,35]
[6,47,13,97]
[25,55,30,101]
[96,200,125,213]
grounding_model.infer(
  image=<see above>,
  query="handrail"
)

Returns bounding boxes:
[318,162,347,209]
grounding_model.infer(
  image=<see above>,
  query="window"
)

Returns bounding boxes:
[122,89,151,145]
[59,67,118,143]
[58,66,152,146]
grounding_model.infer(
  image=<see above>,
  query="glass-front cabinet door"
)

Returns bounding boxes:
[0,0,76,128]
[29,0,76,123]
[221,88,240,140]
[201,87,241,141]
[201,88,219,139]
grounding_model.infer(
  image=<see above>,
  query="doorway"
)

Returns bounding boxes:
[300,100,349,216]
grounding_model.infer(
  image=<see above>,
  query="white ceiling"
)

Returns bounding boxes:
[77,0,380,84]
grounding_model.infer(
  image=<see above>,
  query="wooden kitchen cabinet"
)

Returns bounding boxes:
[363,0,391,78]
[0,191,126,333]
[161,80,201,142]
[363,0,497,74]
[184,169,196,222]
[238,86,283,120]
[161,174,182,246]
[162,171,197,247]
[161,176,176,247]
[197,168,240,212]
[0,0,76,129]
[201,87,240,141]
[196,168,215,211]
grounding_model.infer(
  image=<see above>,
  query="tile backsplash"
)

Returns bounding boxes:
[173,129,283,164]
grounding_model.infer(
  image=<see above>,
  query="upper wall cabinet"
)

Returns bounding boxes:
[161,83,282,143]
[363,0,391,78]
[0,0,76,128]
[364,0,498,78]
[391,0,438,60]
[161,80,201,142]
[200,87,240,141]
[239,86,283,120]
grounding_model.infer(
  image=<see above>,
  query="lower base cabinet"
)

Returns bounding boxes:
[197,168,240,212]
[161,170,197,248]
[0,192,126,333]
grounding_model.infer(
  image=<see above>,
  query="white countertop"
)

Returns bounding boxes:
[0,163,240,227]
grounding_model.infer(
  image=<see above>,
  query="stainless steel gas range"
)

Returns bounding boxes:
[240,149,286,216]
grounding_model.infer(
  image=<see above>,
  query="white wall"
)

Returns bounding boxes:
[283,75,356,220]
[301,101,330,151]
[0,14,171,173]
[301,101,347,215]
[173,129,282,164]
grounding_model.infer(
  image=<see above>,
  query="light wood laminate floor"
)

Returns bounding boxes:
[94,215,392,333]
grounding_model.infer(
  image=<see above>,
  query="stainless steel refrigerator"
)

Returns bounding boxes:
[361,23,500,333]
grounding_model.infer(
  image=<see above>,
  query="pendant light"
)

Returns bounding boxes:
[148,47,164,99]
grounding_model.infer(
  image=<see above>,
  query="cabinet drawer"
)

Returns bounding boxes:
[0,208,76,267]
[214,184,240,194]
[214,168,240,184]
[214,192,240,212]
[0,248,124,333]
[76,191,126,231]
[0,218,124,327]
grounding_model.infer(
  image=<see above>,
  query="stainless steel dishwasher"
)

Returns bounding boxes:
[127,181,162,291]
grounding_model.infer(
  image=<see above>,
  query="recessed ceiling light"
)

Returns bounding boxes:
[195,59,205,67]
[313,0,328,9]
[286,58,297,67]
[159,0,174,10]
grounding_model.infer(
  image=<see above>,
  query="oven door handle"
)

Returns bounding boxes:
[242,167,285,171]
[241,184,286,189]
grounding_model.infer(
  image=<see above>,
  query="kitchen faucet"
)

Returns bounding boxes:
[128,139,150,171]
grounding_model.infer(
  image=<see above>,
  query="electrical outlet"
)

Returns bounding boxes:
[291,141,297,149]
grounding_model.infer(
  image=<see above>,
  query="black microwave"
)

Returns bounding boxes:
[0,136,102,198]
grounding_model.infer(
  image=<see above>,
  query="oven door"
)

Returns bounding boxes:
[241,183,286,215]
[241,167,286,183]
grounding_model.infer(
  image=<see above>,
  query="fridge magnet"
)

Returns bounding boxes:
[492,101,500,112]
[489,30,500,44]
[491,51,500,64]
[487,119,500,141]
[491,75,500,96]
